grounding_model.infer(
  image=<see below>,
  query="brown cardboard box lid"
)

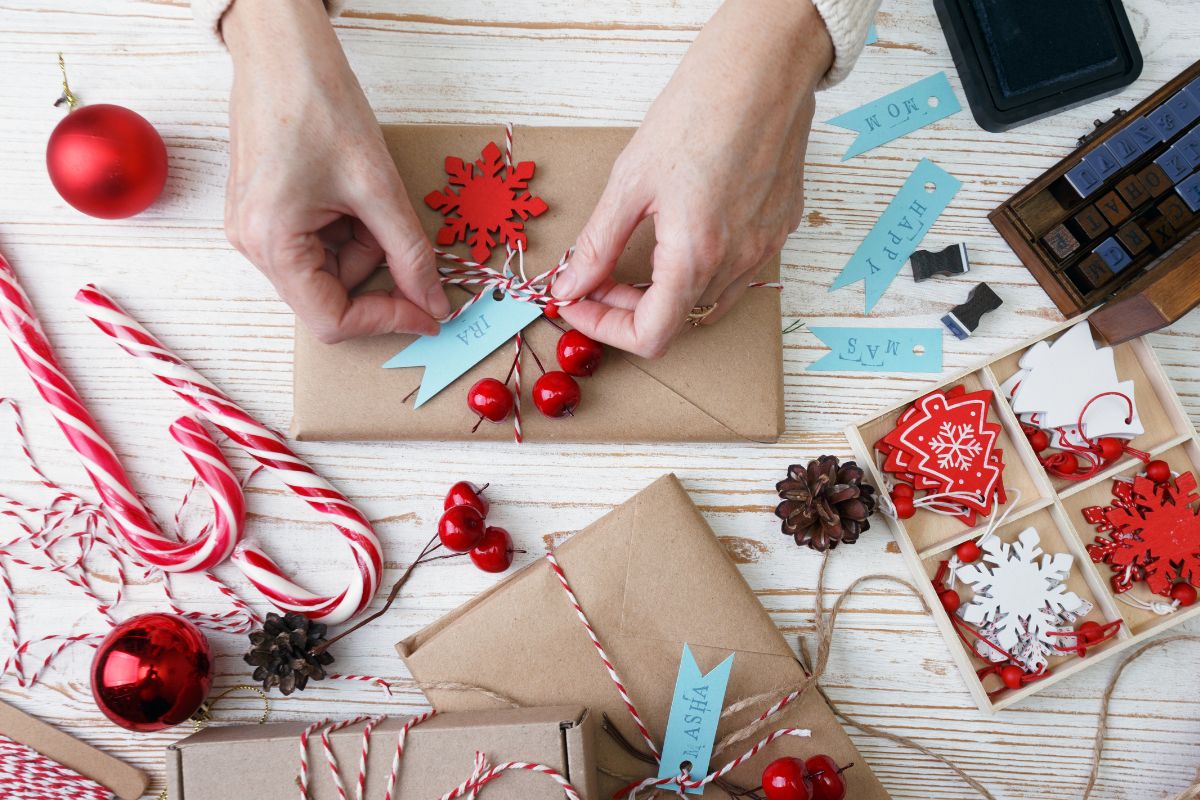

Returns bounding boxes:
[291,124,783,443]
[397,474,891,799]
[166,705,597,800]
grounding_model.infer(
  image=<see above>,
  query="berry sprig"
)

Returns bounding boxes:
[760,754,855,800]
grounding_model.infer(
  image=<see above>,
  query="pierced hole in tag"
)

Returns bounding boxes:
[924,181,937,193]
[492,288,505,301]
[928,95,940,108]
[913,344,926,355]
[678,760,693,775]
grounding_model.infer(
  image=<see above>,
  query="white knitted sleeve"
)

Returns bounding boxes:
[191,0,346,45]
[809,0,882,88]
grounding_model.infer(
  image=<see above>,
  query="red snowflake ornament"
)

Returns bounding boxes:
[424,141,549,263]
[1083,471,1200,596]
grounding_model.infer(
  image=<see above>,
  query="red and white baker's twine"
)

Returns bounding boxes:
[0,735,113,800]
[75,285,382,624]
[545,553,811,798]
[298,712,582,800]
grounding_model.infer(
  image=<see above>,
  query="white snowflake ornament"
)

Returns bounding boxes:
[955,527,1089,672]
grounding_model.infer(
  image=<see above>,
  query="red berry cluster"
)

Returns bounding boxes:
[761,755,852,800]
[438,482,516,573]
[467,329,603,424]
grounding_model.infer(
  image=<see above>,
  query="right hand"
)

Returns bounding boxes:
[222,0,449,344]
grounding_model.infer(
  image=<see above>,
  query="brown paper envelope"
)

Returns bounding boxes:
[397,474,891,799]
[291,125,783,443]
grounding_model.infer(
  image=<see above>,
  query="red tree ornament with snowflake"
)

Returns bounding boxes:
[424,141,549,263]
[1084,471,1200,596]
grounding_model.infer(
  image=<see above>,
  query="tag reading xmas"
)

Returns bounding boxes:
[830,159,962,312]
[657,645,735,793]
[382,292,541,407]
[807,327,943,373]
[827,72,961,161]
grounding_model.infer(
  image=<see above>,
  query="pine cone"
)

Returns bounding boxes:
[775,456,876,552]
[244,612,335,696]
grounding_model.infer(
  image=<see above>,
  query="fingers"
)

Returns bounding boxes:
[352,170,452,321]
[553,169,648,300]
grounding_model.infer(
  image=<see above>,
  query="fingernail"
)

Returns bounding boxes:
[426,286,451,319]
[551,272,576,299]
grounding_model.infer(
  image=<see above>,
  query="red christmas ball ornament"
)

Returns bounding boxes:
[532,371,581,418]
[1027,429,1050,453]
[556,330,604,377]
[438,505,485,552]
[444,481,489,517]
[1096,437,1125,462]
[955,540,982,563]
[999,664,1025,690]
[762,756,812,800]
[1146,460,1172,484]
[47,103,167,219]
[470,526,515,573]
[467,378,513,423]
[91,613,212,732]
[1170,582,1197,607]
[938,588,961,613]
[804,754,851,800]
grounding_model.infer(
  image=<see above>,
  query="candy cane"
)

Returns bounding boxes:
[76,285,382,624]
[0,255,242,572]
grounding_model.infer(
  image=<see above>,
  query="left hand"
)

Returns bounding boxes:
[552,0,834,359]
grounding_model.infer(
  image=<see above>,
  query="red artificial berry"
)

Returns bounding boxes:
[1027,429,1050,452]
[999,664,1025,690]
[762,757,811,800]
[556,330,604,377]
[444,481,489,517]
[1077,620,1104,644]
[939,588,961,613]
[1146,459,1172,484]
[891,483,915,499]
[532,371,581,418]
[467,378,513,423]
[955,540,982,563]
[891,494,915,520]
[437,505,485,552]
[470,526,514,573]
[1170,582,1198,607]
[804,755,850,800]
[1097,437,1125,462]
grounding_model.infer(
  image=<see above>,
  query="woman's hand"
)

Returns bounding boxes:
[553,0,833,359]
[223,0,449,344]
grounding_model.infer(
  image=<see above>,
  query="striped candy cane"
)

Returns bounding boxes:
[0,255,243,573]
[76,285,382,624]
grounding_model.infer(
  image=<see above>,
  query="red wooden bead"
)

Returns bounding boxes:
[892,495,915,520]
[543,304,560,319]
[1028,429,1050,452]
[891,483,915,499]
[1097,437,1125,462]
[939,589,961,613]
[1000,664,1025,690]
[1077,620,1103,644]
[1170,582,1198,607]
[955,540,982,563]
[1146,460,1172,484]
[1056,456,1079,475]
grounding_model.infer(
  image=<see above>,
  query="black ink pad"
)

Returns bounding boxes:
[933,0,1142,132]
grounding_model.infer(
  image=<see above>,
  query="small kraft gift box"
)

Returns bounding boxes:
[397,474,891,799]
[164,706,598,799]
[291,125,783,444]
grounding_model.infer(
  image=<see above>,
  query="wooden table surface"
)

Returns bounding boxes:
[2,1,1199,798]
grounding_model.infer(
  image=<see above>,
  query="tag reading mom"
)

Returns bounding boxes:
[657,645,735,794]
[827,72,961,161]
[830,159,962,312]
[382,291,542,407]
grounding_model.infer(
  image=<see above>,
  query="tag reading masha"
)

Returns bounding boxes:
[657,645,735,794]
[830,159,962,312]
[382,291,542,407]
[827,72,961,161]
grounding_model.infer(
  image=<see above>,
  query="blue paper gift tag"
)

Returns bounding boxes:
[830,159,962,311]
[657,645,734,794]
[865,23,878,45]
[827,72,962,161]
[382,291,542,407]
[807,326,943,373]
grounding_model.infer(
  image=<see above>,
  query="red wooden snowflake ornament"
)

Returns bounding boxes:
[424,141,549,263]
[1084,471,1200,596]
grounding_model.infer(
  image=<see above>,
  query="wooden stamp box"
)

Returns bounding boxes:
[845,316,1200,713]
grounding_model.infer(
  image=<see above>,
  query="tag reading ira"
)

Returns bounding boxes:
[382,292,542,407]
[657,645,735,793]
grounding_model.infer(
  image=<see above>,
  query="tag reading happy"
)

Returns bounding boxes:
[827,72,961,161]
[382,291,541,407]
[657,645,734,794]
[830,158,962,312]
[807,326,943,373]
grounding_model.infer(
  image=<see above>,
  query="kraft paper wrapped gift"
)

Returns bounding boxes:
[165,706,597,800]
[397,474,890,799]
[291,125,783,443]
